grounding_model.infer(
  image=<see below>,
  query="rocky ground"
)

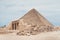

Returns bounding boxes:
[0,31,60,40]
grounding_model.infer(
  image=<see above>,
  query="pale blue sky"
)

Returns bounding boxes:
[0,0,60,26]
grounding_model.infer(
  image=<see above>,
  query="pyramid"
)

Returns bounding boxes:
[16,9,54,35]
[19,8,53,26]
[3,8,54,35]
[6,8,54,30]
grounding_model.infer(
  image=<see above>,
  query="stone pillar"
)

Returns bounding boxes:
[15,23,16,30]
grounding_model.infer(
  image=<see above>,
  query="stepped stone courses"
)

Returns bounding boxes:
[5,9,54,35]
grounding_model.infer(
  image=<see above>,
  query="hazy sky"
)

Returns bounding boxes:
[0,0,60,26]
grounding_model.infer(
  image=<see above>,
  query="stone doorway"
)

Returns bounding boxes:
[12,21,19,30]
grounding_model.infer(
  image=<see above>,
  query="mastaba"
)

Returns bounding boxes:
[6,8,54,31]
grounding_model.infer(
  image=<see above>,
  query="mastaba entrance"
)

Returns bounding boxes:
[12,21,19,30]
[6,8,53,31]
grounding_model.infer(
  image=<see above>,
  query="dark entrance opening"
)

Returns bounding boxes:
[12,22,19,30]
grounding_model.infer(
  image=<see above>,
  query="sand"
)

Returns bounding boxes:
[0,31,60,40]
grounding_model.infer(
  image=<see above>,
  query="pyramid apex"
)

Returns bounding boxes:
[30,8,37,11]
[31,8,36,10]
[27,8,39,15]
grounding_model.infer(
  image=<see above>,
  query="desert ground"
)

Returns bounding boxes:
[0,31,60,40]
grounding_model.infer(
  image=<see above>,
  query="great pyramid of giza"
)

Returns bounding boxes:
[4,8,54,35]
[19,8,53,26]
[16,9,54,35]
